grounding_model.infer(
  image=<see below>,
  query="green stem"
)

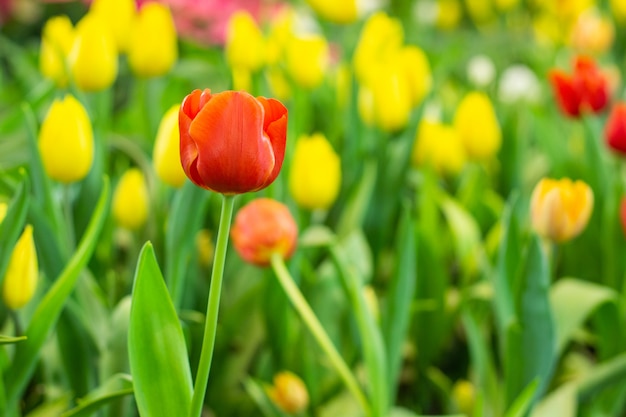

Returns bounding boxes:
[270,252,371,416]
[63,184,76,251]
[188,194,236,417]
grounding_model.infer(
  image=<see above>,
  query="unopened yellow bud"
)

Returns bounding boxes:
[400,45,432,107]
[153,104,186,187]
[225,11,265,73]
[112,168,149,230]
[286,34,329,89]
[436,0,462,30]
[39,15,75,87]
[39,94,94,183]
[289,133,341,210]
[2,225,38,310]
[128,3,178,77]
[453,91,501,160]
[530,178,593,243]
[90,0,136,53]
[69,12,118,91]
[305,0,358,24]
[268,371,309,414]
[452,379,476,415]
[412,119,466,175]
[366,64,412,132]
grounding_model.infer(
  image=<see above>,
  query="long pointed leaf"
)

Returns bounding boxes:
[0,172,29,287]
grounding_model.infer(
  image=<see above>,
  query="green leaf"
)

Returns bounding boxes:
[0,335,26,345]
[504,379,540,417]
[381,207,417,402]
[243,378,288,417]
[128,242,193,417]
[4,176,110,408]
[337,159,377,238]
[60,374,134,417]
[0,172,29,288]
[530,383,576,417]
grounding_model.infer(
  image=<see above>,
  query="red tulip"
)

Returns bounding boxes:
[230,198,298,266]
[179,89,288,194]
[605,102,626,155]
[549,55,609,118]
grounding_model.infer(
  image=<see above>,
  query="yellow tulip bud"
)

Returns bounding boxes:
[39,15,75,87]
[68,13,118,92]
[39,94,94,183]
[453,91,501,160]
[265,7,295,66]
[436,0,462,30]
[2,225,38,310]
[611,0,626,23]
[412,119,466,175]
[353,12,404,84]
[128,3,178,78]
[225,11,265,73]
[305,0,358,24]
[153,104,186,188]
[451,379,476,415]
[285,34,329,89]
[368,64,412,132]
[289,133,341,210]
[112,168,149,230]
[90,0,136,53]
[530,178,593,243]
[267,371,309,414]
[400,45,432,107]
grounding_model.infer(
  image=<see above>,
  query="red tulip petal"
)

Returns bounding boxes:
[549,70,581,118]
[188,90,276,194]
[257,96,288,188]
[605,103,626,154]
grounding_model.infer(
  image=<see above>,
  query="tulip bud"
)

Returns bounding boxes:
[305,0,358,24]
[285,33,330,89]
[359,64,412,132]
[39,15,75,87]
[604,102,626,155]
[90,0,136,53]
[451,379,475,415]
[435,0,462,30]
[412,119,466,175]
[400,45,432,107]
[128,3,178,78]
[225,11,265,73]
[68,12,118,92]
[179,89,288,195]
[289,133,341,210]
[267,371,309,414]
[569,10,614,56]
[2,225,38,310]
[112,168,149,230]
[153,104,186,187]
[39,94,94,183]
[530,178,593,243]
[230,198,298,267]
[453,91,501,160]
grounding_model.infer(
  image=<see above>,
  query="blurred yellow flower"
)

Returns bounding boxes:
[128,3,177,78]
[285,34,329,89]
[412,119,466,175]
[494,0,520,12]
[289,133,341,210]
[530,178,593,243]
[267,371,309,414]
[436,0,462,30]
[113,168,149,230]
[225,11,265,73]
[264,7,295,66]
[569,10,614,55]
[465,0,495,25]
[90,0,136,53]
[452,380,476,415]
[611,0,626,23]
[353,12,403,84]
[400,45,432,107]
[195,229,215,268]
[39,94,94,183]
[2,225,38,310]
[305,0,358,24]
[39,15,74,87]
[453,91,501,160]
[68,12,118,91]
[265,67,291,101]
[153,104,186,188]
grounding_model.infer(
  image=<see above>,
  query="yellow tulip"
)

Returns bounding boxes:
[452,380,476,415]
[68,12,118,91]
[267,371,309,414]
[305,0,358,24]
[453,91,501,160]
[128,3,178,78]
[436,0,462,30]
[611,0,626,23]
[90,0,136,53]
[225,11,265,73]
[264,7,295,67]
[153,104,186,188]
[285,34,329,89]
[39,15,75,87]
[112,168,149,230]
[400,45,432,107]
[289,133,341,210]
[530,178,593,243]
[2,225,38,310]
[412,119,466,175]
[568,10,614,55]
[39,94,94,183]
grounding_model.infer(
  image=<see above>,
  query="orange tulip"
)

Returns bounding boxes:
[230,198,297,266]
[179,89,288,195]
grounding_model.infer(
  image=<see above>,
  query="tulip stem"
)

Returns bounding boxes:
[189,194,236,417]
[270,252,371,417]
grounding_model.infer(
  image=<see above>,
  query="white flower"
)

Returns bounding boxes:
[498,64,541,104]
[467,54,496,87]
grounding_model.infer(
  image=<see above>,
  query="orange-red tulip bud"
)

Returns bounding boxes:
[230,198,297,267]
[604,102,626,155]
[179,89,288,195]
